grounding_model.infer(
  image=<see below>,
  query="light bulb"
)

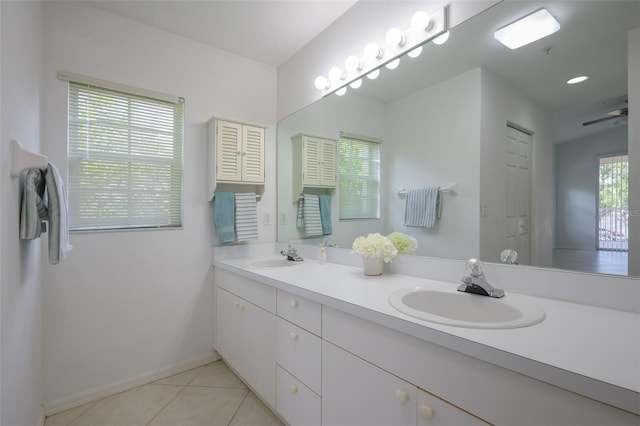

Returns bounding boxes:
[385,28,405,46]
[407,46,422,58]
[364,42,383,60]
[567,75,588,85]
[345,55,361,72]
[336,87,347,96]
[385,58,400,70]
[314,76,329,90]
[349,79,362,89]
[329,66,345,81]
[411,11,433,32]
[366,69,380,80]
[433,30,450,45]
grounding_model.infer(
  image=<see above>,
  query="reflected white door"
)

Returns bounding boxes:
[505,125,531,264]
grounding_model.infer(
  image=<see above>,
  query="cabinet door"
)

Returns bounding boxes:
[216,286,276,407]
[216,120,243,182]
[241,125,265,183]
[418,389,490,426]
[322,342,416,426]
[319,138,336,186]
[302,136,322,186]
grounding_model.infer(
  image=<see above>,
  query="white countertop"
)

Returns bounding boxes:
[213,256,640,415]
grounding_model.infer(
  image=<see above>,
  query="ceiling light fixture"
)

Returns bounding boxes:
[567,75,588,85]
[494,8,560,50]
[314,6,448,97]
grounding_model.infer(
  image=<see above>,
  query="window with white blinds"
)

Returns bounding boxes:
[339,135,380,220]
[66,80,184,231]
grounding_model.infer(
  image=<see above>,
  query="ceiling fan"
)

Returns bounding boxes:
[582,103,629,126]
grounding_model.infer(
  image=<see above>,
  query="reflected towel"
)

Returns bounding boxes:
[297,194,323,237]
[214,192,235,243]
[318,194,332,235]
[45,162,73,264]
[404,187,441,228]
[235,193,259,241]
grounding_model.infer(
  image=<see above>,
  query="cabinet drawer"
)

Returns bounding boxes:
[276,365,320,426]
[276,318,321,394]
[277,289,321,335]
[215,268,276,313]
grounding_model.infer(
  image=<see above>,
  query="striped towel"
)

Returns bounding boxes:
[235,193,259,241]
[297,194,323,237]
[404,187,441,228]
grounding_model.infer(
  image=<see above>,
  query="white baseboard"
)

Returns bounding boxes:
[44,351,220,417]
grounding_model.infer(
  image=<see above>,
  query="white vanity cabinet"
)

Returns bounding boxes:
[214,270,276,407]
[417,389,489,426]
[211,119,265,184]
[291,133,337,196]
[275,290,322,426]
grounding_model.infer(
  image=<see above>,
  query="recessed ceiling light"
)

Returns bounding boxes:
[567,75,589,85]
[494,8,560,50]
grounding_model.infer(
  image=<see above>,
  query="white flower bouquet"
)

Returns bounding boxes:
[352,233,398,263]
[387,231,418,255]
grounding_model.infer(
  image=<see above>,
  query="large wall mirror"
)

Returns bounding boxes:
[277,0,639,277]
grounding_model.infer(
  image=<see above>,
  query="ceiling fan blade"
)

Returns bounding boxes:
[582,115,618,126]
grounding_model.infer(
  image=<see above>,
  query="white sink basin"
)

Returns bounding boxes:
[389,287,545,329]
[241,258,301,269]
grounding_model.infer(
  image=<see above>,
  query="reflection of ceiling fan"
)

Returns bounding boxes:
[582,103,629,126]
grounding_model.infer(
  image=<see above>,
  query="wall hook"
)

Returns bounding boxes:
[10,140,48,178]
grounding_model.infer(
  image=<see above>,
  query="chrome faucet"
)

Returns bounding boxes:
[280,243,304,262]
[458,258,504,298]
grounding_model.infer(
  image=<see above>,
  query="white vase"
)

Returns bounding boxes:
[362,256,384,276]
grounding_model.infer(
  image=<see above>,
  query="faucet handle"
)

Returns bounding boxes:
[466,258,484,278]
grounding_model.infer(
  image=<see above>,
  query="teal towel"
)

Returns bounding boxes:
[214,192,235,243]
[318,194,332,235]
[404,187,441,228]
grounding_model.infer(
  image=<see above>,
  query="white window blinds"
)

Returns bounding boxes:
[339,135,380,220]
[66,80,184,231]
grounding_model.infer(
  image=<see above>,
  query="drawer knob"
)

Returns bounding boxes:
[290,384,298,394]
[290,331,298,340]
[290,300,299,308]
[395,389,409,403]
[420,404,434,420]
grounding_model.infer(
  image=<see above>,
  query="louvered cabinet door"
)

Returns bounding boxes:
[302,137,321,186]
[319,138,337,187]
[241,125,265,183]
[215,120,243,182]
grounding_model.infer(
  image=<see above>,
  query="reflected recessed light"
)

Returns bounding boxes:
[494,8,560,50]
[567,75,588,85]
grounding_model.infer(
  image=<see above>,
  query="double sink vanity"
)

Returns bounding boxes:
[212,244,639,425]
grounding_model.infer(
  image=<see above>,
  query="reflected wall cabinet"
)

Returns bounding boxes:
[292,133,337,197]
[207,118,265,200]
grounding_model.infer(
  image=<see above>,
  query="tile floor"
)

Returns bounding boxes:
[44,361,284,426]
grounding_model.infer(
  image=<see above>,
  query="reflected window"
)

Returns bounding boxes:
[338,135,380,220]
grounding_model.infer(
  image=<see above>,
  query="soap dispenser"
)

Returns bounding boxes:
[317,244,327,265]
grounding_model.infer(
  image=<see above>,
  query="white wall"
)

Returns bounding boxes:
[40,1,276,413]
[385,68,481,259]
[479,68,553,266]
[555,127,628,250]
[277,92,386,247]
[0,1,45,425]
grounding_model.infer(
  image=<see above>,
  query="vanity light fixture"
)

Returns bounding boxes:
[432,30,450,45]
[494,8,560,50]
[567,75,588,85]
[314,6,448,97]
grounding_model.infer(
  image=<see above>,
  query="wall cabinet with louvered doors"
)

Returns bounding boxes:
[292,134,337,197]
[215,119,265,184]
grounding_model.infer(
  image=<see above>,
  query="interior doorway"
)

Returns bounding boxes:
[597,154,629,252]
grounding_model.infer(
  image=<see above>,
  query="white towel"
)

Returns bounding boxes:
[297,194,323,237]
[45,162,73,264]
[404,187,441,228]
[234,193,258,241]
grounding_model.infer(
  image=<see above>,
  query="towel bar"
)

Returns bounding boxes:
[10,140,48,178]
[397,183,458,198]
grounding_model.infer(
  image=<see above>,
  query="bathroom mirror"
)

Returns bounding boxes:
[277,0,639,277]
